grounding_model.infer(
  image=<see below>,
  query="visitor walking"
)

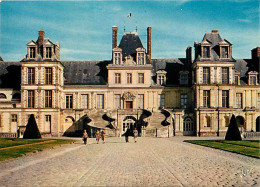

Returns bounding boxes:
[95,130,100,144]
[133,128,138,143]
[82,130,88,145]
[101,129,106,144]
[125,128,131,143]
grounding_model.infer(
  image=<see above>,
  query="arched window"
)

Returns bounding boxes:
[12,93,21,100]
[0,93,7,99]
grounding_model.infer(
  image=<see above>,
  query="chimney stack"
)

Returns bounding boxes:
[147,26,152,62]
[212,29,218,34]
[112,26,118,49]
[251,47,260,60]
[38,30,45,46]
[186,46,192,66]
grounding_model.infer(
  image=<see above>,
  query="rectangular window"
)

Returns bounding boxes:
[158,75,165,85]
[127,73,132,84]
[115,73,121,84]
[236,93,242,108]
[137,53,144,65]
[180,74,188,85]
[258,94,260,109]
[45,115,51,122]
[45,90,52,108]
[45,68,52,84]
[11,114,17,122]
[203,90,210,108]
[221,46,229,58]
[138,73,144,84]
[181,94,188,109]
[225,117,230,127]
[114,52,121,65]
[235,76,239,85]
[46,47,52,58]
[28,68,35,84]
[222,67,229,84]
[28,90,35,108]
[81,94,89,109]
[114,94,121,109]
[66,95,73,109]
[138,94,144,109]
[29,47,35,58]
[202,46,210,58]
[203,67,210,84]
[222,90,229,108]
[206,116,211,127]
[97,94,104,109]
[250,76,256,85]
[159,94,165,108]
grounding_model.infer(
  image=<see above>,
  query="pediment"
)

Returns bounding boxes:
[219,39,231,45]
[27,40,36,46]
[44,39,54,46]
[123,55,136,65]
[201,39,212,45]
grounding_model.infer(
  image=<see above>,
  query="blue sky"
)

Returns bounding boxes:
[0,0,259,61]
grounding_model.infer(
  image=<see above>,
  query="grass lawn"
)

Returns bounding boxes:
[0,139,76,162]
[184,140,260,158]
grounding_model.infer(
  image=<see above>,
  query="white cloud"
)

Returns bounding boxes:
[237,19,251,23]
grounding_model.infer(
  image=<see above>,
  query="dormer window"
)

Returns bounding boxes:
[29,47,36,58]
[46,47,52,58]
[250,76,256,85]
[136,47,146,65]
[114,52,121,65]
[137,52,144,65]
[235,76,239,85]
[156,70,167,85]
[180,71,189,85]
[202,46,210,58]
[220,46,229,58]
[248,71,258,85]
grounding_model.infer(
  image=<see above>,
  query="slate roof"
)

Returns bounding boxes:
[151,58,187,85]
[62,60,111,85]
[0,61,21,89]
[118,32,144,60]
[195,32,235,62]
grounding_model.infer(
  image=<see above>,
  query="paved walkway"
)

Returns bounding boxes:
[0,137,259,186]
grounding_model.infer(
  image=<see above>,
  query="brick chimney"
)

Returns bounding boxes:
[112,26,118,49]
[186,46,192,65]
[38,30,45,46]
[251,47,260,60]
[212,29,218,34]
[147,26,152,62]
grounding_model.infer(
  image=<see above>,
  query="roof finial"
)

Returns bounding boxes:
[124,26,125,32]
[136,26,138,32]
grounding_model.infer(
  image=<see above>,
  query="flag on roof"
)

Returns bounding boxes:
[127,13,132,18]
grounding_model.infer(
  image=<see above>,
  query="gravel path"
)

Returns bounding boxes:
[0,137,259,186]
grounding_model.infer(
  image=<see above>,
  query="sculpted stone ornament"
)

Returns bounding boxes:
[122,91,136,100]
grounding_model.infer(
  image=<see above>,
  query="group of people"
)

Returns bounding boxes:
[82,127,139,145]
[124,128,138,143]
[82,129,106,145]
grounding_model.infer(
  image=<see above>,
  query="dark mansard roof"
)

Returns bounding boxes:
[0,61,21,89]
[118,32,144,60]
[62,60,111,85]
[195,31,235,62]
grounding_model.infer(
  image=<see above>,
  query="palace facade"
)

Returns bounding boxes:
[0,27,259,138]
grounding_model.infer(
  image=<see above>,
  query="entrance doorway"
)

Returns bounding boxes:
[126,101,133,109]
[183,117,194,136]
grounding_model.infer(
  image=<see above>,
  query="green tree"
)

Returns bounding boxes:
[225,114,242,141]
[23,114,42,139]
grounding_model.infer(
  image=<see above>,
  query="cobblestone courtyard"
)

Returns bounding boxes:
[0,137,259,187]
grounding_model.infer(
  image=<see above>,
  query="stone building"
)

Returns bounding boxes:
[0,27,259,138]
